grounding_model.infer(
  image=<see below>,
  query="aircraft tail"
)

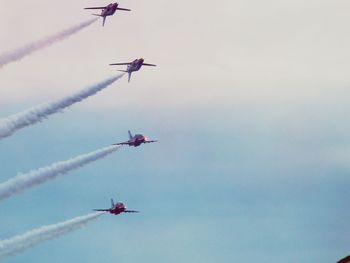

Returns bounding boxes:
[111,198,115,207]
[128,130,133,139]
[117,70,130,82]
[92,15,106,26]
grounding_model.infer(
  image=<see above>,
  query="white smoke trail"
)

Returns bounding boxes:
[0,74,124,139]
[0,145,120,201]
[0,212,104,260]
[0,18,98,68]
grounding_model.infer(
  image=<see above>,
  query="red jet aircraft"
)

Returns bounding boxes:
[113,130,157,147]
[110,58,156,82]
[94,198,139,215]
[84,2,131,26]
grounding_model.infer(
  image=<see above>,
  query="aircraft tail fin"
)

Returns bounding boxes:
[111,198,115,207]
[128,72,132,82]
[128,130,133,139]
[92,14,106,26]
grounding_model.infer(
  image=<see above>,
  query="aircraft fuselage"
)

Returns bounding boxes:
[108,202,127,215]
[126,58,145,73]
[101,3,118,17]
[128,134,148,147]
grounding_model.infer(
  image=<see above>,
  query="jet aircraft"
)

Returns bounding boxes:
[113,130,157,147]
[110,58,156,82]
[85,2,131,26]
[94,198,139,215]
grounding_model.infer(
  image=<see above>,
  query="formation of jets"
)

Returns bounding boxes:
[94,198,139,215]
[94,130,156,215]
[83,4,158,216]
[85,2,156,215]
[84,2,131,26]
[85,4,156,82]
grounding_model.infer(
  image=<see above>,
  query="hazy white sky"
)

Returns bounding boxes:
[0,0,349,110]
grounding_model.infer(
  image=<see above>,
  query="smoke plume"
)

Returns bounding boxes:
[0,74,124,139]
[0,18,97,68]
[0,145,120,201]
[0,212,104,260]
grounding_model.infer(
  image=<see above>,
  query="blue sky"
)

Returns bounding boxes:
[1,0,350,262]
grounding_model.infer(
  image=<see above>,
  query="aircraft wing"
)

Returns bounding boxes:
[117,7,131,11]
[145,140,157,143]
[110,63,131,66]
[112,141,130,146]
[93,209,110,212]
[84,6,106,9]
[124,210,139,213]
[142,63,157,66]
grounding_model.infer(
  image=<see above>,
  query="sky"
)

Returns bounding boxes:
[0,0,350,262]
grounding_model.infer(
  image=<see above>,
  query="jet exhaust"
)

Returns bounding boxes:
[0,145,120,201]
[0,74,124,140]
[0,18,98,68]
[0,212,104,260]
